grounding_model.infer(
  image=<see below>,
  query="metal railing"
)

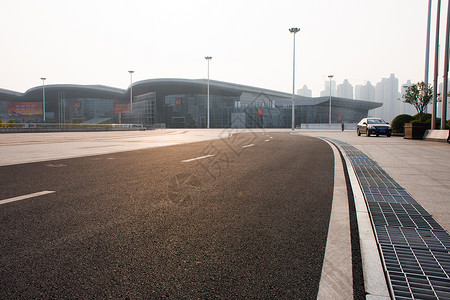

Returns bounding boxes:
[0,122,145,132]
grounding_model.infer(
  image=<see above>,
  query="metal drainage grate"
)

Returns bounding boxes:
[326,138,450,299]
[363,187,416,204]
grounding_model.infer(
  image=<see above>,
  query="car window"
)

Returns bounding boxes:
[368,119,385,124]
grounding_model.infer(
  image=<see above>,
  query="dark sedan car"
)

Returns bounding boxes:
[357,118,392,137]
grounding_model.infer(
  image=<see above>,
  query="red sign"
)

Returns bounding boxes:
[74,101,81,110]
[257,108,263,116]
[114,101,130,114]
[175,98,182,106]
[8,102,42,117]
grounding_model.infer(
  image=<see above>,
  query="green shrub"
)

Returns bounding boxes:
[391,114,413,133]
[409,119,432,129]
[423,117,446,129]
[413,113,431,122]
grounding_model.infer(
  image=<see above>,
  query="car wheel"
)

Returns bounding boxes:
[387,133,391,137]
[366,130,371,137]
[357,129,361,136]
[376,134,379,137]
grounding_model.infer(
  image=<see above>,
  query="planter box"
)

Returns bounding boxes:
[404,123,428,139]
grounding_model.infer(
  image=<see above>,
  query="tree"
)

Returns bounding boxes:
[402,81,433,123]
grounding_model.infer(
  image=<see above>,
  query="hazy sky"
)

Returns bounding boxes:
[1,0,443,96]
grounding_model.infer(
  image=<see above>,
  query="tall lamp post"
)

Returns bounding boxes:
[441,0,450,130]
[128,70,134,109]
[432,0,441,129]
[289,27,300,130]
[41,77,46,122]
[425,0,432,88]
[205,56,212,129]
[328,75,334,124]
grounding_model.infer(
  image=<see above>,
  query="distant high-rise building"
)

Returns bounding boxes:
[371,74,400,122]
[355,81,375,102]
[337,79,353,99]
[320,79,336,97]
[297,85,312,97]
[400,80,416,115]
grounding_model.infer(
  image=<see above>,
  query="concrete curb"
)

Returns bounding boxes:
[337,143,390,299]
[317,140,353,299]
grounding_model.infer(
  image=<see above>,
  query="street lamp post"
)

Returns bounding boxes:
[425,0,432,88]
[328,75,334,124]
[128,71,134,109]
[205,56,212,129]
[432,0,441,129]
[289,27,300,130]
[41,77,46,122]
[441,0,450,130]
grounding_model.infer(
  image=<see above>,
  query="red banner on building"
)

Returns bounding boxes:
[114,101,130,115]
[175,98,182,106]
[8,102,42,117]
[257,108,263,116]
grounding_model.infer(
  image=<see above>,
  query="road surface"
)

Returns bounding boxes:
[0,132,334,298]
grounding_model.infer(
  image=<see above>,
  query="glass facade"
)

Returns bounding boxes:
[164,94,239,128]
[0,79,381,128]
[122,92,156,127]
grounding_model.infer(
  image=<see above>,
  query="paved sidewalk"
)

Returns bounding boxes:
[303,130,450,300]
[301,130,450,234]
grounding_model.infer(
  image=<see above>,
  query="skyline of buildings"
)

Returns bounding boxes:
[298,73,419,122]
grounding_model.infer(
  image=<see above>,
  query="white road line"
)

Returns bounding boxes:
[182,154,215,163]
[242,144,255,148]
[264,139,270,142]
[0,191,56,206]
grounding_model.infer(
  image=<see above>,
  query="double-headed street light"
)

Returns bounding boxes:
[205,56,212,129]
[128,70,134,109]
[289,27,300,130]
[41,77,46,122]
[328,75,334,124]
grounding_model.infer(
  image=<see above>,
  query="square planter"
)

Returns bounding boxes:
[404,123,428,139]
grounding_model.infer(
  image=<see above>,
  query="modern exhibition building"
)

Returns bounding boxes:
[0,78,382,128]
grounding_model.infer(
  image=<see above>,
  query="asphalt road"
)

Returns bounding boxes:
[0,132,334,298]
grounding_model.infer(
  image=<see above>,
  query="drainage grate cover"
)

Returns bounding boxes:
[326,138,450,299]
[376,226,450,250]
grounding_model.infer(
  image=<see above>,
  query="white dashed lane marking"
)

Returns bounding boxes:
[0,191,56,206]
[182,154,215,163]
[242,144,255,148]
